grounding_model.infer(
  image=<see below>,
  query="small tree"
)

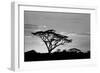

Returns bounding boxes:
[32,29,72,53]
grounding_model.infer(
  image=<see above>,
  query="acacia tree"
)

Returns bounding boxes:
[32,29,72,53]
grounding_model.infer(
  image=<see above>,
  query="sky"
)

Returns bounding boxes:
[24,11,90,53]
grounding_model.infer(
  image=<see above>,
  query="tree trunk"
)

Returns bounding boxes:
[48,49,52,54]
[48,51,51,54]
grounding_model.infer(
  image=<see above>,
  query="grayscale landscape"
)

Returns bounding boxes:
[24,11,90,61]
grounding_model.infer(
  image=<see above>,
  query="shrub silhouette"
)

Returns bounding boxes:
[68,48,82,53]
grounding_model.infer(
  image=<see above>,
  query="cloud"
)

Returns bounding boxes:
[24,24,39,36]
[67,33,77,36]
[38,25,47,28]
[59,32,68,35]
[58,32,90,52]
[59,32,90,36]
[24,24,39,30]
[67,32,90,52]
[77,32,90,36]
[68,32,90,37]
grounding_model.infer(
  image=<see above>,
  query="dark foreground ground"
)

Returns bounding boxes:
[24,50,90,62]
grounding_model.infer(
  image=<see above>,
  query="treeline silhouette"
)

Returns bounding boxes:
[24,48,90,62]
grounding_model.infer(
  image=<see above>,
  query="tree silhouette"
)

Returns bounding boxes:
[32,29,72,53]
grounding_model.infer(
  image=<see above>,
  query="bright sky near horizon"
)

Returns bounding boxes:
[24,11,90,53]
